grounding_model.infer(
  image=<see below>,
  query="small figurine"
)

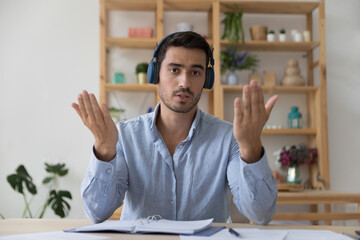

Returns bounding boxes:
[281,59,305,86]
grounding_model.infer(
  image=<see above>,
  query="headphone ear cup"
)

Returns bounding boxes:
[154,62,160,84]
[147,60,156,84]
[204,67,214,89]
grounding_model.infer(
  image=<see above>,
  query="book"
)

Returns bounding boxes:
[66,217,213,235]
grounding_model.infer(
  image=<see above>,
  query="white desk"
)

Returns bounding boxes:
[1,219,359,239]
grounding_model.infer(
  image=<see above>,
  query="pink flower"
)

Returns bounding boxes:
[277,144,317,167]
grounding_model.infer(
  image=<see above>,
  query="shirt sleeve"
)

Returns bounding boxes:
[227,139,278,225]
[81,146,128,223]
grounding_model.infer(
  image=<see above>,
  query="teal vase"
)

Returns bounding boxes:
[287,166,301,184]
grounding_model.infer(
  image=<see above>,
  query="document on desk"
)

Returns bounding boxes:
[0,231,109,240]
[66,218,213,235]
[180,228,354,240]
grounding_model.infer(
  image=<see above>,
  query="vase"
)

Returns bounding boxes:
[227,71,238,85]
[287,166,301,184]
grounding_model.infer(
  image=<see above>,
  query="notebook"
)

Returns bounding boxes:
[66,217,213,235]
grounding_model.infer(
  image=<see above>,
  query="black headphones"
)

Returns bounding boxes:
[147,32,215,89]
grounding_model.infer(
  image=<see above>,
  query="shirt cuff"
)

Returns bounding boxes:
[240,148,272,180]
[88,146,117,182]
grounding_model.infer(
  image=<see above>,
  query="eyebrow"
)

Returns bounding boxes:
[167,62,205,71]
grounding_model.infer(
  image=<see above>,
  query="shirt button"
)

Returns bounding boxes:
[170,201,175,205]
[246,171,251,175]
[179,145,183,149]
[106,168,111,174]
[104,193,107,197]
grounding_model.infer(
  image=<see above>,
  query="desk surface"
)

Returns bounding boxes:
[1,219,359,239]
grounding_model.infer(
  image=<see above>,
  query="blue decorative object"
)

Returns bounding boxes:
[287,166,301,184]
[112,72,126,84]
[288,106,302,128]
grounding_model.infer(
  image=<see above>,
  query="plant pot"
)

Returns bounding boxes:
[227,71,238,85]
[137,72,147,84]
[267,33,275,42]
[250,26,267,41]
[279,33,287,42]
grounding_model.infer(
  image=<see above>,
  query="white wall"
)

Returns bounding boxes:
[0,0,359,221]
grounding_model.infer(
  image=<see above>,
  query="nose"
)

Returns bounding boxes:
[178,71,191,89]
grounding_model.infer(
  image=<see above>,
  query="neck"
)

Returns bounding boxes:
[156,102,197,156]
[156,102,197,136]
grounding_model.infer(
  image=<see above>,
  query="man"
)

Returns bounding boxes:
[72,31,279,225]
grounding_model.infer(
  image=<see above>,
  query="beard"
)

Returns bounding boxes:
[159,86,202,114]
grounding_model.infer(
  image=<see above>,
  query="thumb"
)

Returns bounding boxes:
[265,95,279,117]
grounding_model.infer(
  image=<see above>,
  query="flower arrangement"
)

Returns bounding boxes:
[220,47,259,74]
[276,144,317,167]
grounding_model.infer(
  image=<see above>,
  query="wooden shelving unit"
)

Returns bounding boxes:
[99,0,329,190]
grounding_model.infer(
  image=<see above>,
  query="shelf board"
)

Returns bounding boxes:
[107,37,213,49]
[105,0,319,14]
[222,85,317,94]
[262,128,317,135]
[164,0,213,11]
[220,1,319,14]
[106,0,156,11]
[105,83,157,92]
[221,40,319,52]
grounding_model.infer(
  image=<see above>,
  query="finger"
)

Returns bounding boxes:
[233,97,243,124]
[71,102,83,119]
[250,80,260,119]
[82,90,96,121]
[257,84,266,116]
[101,103,114,125]
[89,93,105,125]
[77,94,88,119]
[242,85,251,122]
[265,95,279,117]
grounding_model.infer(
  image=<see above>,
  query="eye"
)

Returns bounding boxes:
[169,68,179,73]
[192,71,200,76]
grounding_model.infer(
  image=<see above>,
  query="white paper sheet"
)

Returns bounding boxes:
[180,228,354,240]
[0,231,109,240]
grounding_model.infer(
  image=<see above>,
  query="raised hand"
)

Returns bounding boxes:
[72,90,118,162]
[233,80,279,163]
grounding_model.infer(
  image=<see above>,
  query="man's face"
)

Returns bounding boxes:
[158,46,206,114]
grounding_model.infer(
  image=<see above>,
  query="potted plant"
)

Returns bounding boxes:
[109,107,125,122]
[6,163,72,218]
[267,30,275,42]
[220,47,259,85]
[279,28,287,42]
[135,62,148,84]
[221,6,245,44]
[275,144,317,184]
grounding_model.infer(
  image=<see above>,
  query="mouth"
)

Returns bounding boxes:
[176,94,190,101]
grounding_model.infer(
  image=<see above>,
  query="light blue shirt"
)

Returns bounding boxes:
[81,104,277,224]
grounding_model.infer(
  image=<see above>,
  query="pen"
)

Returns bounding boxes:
[229,228,241,238]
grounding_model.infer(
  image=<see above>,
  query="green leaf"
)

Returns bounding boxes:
[45,163,68,177]
[42,176,53,184]
[7,165,37,195]
[48,190,72,218]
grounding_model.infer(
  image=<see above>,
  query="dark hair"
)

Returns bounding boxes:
[156,31,211,68]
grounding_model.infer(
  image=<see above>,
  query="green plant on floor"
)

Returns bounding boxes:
[221,6,245,44]
[6,163,72,218]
